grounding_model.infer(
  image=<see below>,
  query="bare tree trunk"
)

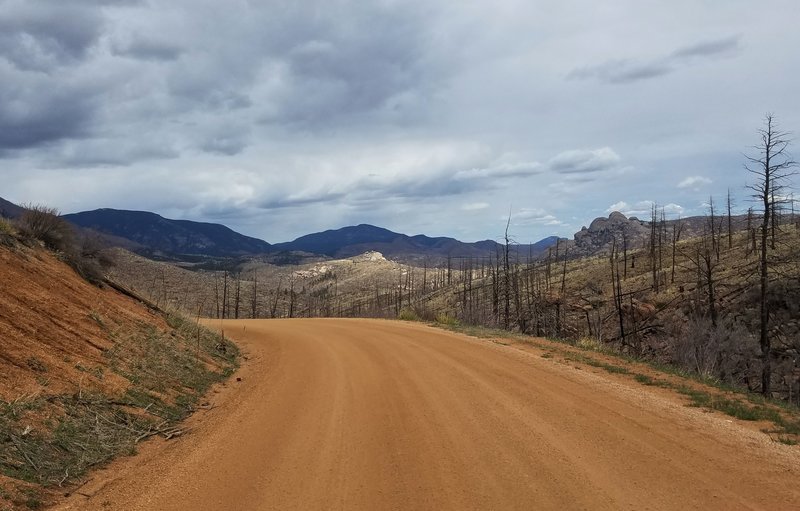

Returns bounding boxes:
[222,271,228,319]
[759,185,771,395]
[610,239,625,343]
[251,271,258,319]
[770,190,777,250]
[234,273,241,319]
[658,208,665,286]
[214,272,220,319]
[288,277,295,318]
[503,214,512,330]
[671,218,682,284]
[650,204,659,292]
[703,247,718,328]
[708,196,718,262]
[422,260,428,297]
[727,188,734,250]
[745,114,797,396]
[622,232,628,280]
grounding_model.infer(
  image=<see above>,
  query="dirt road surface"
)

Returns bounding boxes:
[55,319,800,510]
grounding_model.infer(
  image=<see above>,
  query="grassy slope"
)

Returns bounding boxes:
[0,230,238,510]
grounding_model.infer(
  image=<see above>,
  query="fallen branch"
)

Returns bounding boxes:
[134,424,189,443]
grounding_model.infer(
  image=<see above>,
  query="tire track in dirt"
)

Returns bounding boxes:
[54,319,800,510]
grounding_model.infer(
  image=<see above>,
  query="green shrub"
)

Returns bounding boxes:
[0,217,14,235]
[398,308,419,321]
[435,313,459,326]
[577,337,603,351]
[0,217,15,248]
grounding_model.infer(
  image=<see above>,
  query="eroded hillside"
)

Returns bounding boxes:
[0,230,238,510]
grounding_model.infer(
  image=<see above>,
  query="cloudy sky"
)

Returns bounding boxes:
[2,0,799,243]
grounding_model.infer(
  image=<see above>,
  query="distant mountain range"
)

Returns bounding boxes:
[7,196,738,263]
[0,197,24,219]
[63,208,272,258]
[272,224,559,261]
[0,197,562,260]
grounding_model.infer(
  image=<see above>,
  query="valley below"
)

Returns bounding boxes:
[3,200,800,510]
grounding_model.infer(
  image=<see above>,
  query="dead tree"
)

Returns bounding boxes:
[622,231,629,280]
[707,196,719,262]
[650,204,659,292]
[745,114,797,396]
[658,208,666,282]
[610,238,625,343]
[671,217,683,283]
[222,271,229,319]
[288,276,295,318]
[251,270,258,318]
[685,231,719,328]
[233,273,241,319]
[270,277,283,318]
[213,272,221,318]
[502,214,512,329]
[727,189,734,249]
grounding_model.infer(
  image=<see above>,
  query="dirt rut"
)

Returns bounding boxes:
[55,319,800,510]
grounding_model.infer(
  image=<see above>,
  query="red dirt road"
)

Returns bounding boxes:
[55,319,800,510]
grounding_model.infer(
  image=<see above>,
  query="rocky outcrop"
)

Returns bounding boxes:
[572,211,649,256]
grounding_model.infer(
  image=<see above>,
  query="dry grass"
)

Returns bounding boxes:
[0,218,14,236]
[0,314,238,509]
[16,206,74,253]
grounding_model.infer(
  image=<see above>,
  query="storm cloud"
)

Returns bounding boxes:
[1,1,798,243]
[568,35,742,84]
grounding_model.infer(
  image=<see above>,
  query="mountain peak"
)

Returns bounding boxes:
[63,208,270,257]
[0,197,24,219]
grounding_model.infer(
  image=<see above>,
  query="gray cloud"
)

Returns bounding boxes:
[568,60,673,84]
[112,38,184,61]
[258,6,442,128]
[0,67,99,149]
[196,123,252,156]
[52,138,179,168]
[259,191,349,210]
[0,2,104,71]
[671,36,740,60]
[254,154,544,211]
[548,148,621,174]
[0,100,92,150]
[353,158,545,203]
[0,0,449,161]
[0,1,797,244]
[453,162,542,180]
[568,35,741,84]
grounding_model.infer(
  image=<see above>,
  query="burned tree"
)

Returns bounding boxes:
[745,114,797,396]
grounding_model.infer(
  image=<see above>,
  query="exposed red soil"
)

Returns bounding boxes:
[0,243,164,401]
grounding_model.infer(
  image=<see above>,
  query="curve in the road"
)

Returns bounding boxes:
[55,319,800,510]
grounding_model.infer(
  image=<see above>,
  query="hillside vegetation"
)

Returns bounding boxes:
[0,218,238,510]
[105,210,800,407]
